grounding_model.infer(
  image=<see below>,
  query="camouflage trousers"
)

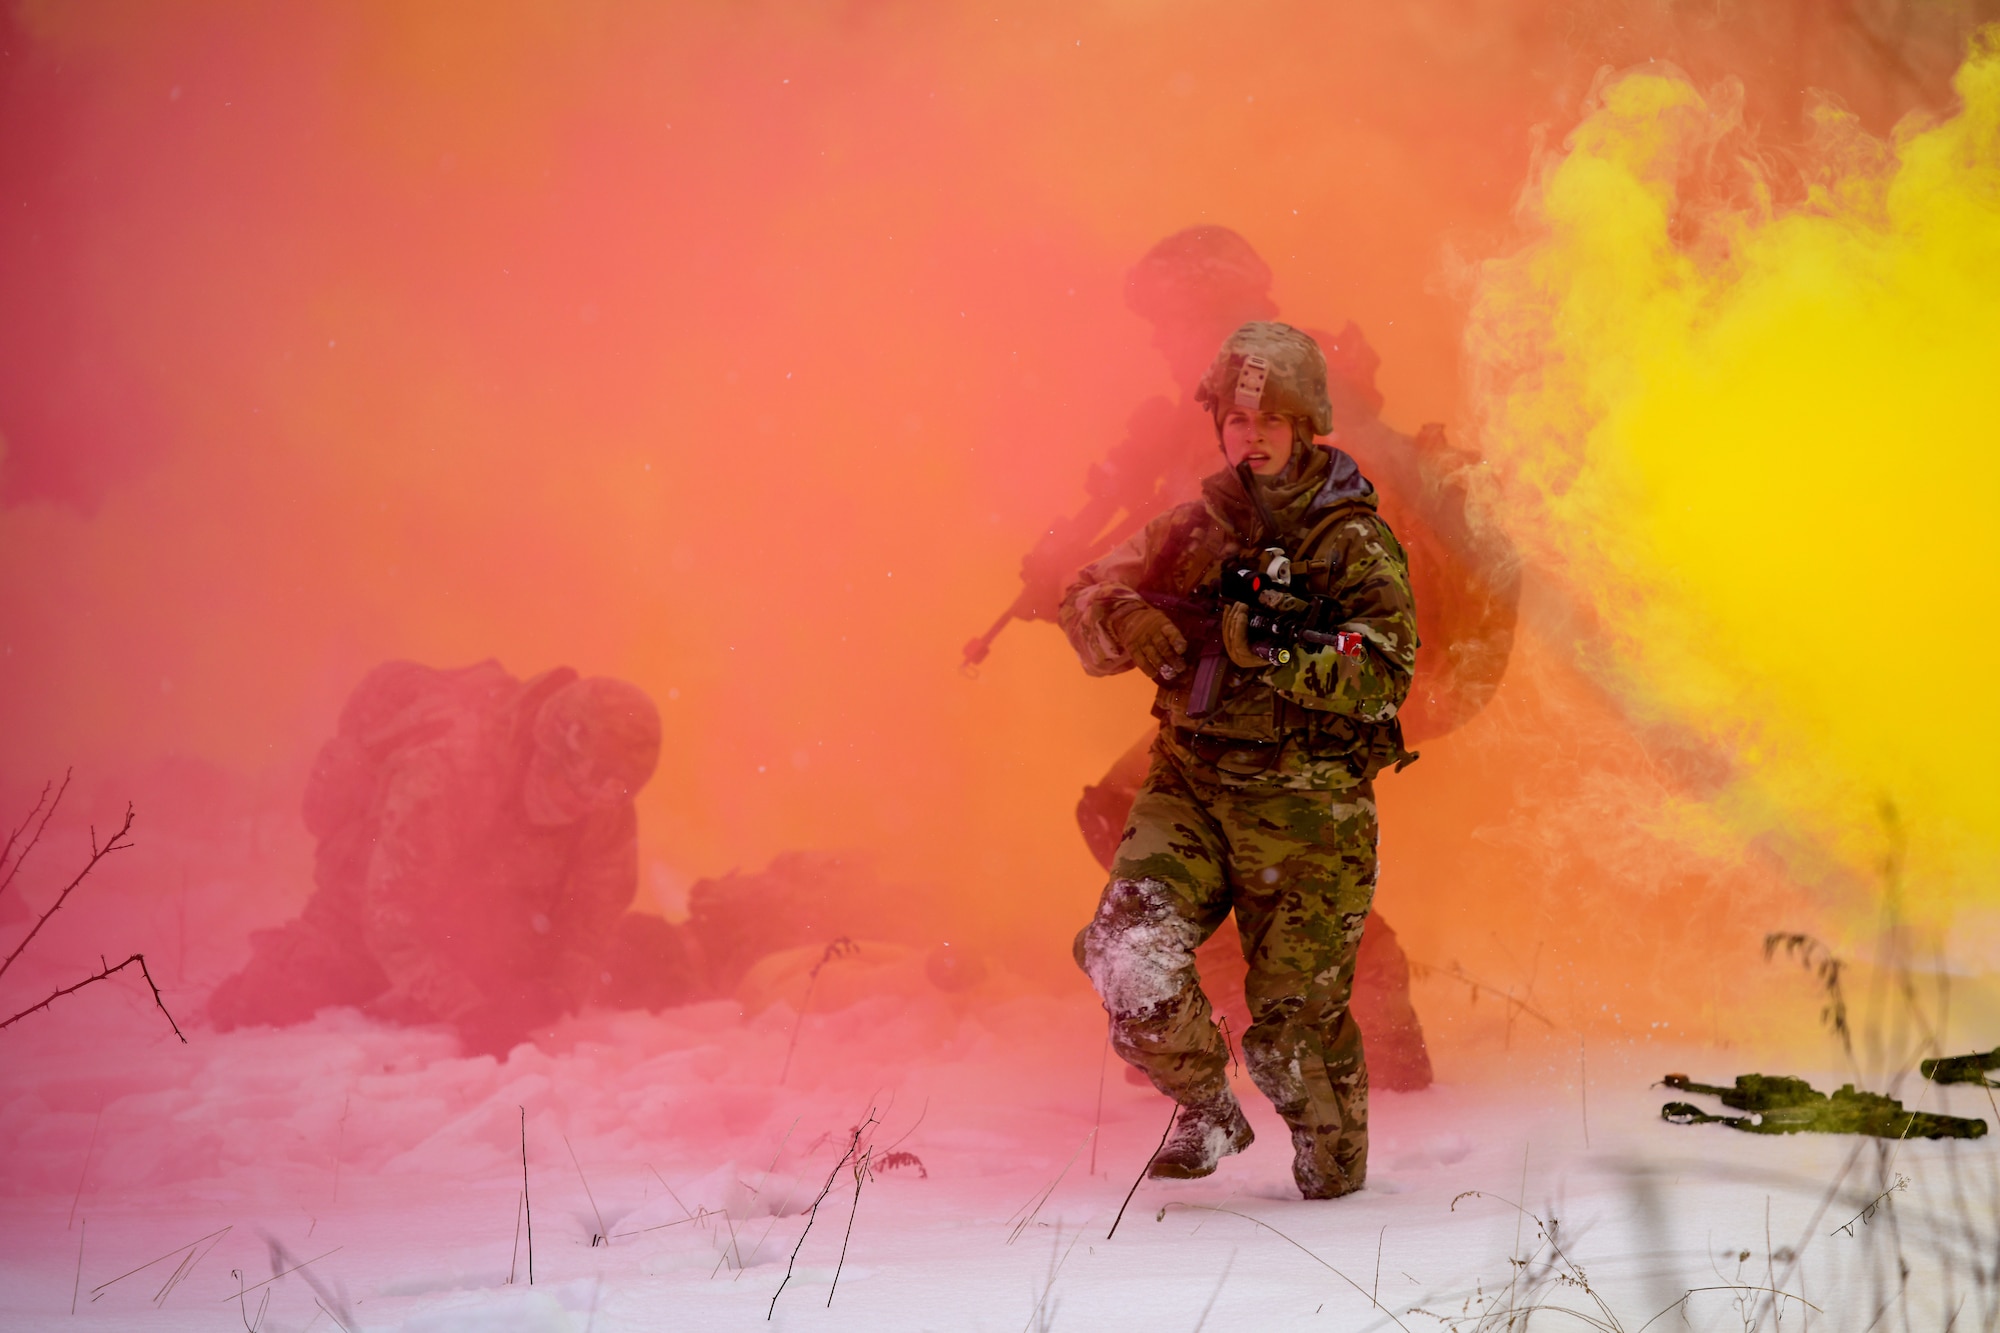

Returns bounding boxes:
[1074,746,1378,1196]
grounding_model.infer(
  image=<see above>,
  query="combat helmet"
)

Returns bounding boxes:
[1124,226,1277,327]
[1194,321,1333,437]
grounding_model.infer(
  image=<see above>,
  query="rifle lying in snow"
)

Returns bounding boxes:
[1661,1072,1987,1140]
[1920,1046,2000,1087]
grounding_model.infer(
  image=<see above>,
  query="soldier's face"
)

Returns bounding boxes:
[1220,407,1298,476]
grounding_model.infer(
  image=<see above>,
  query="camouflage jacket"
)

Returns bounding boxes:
[1060,445,1417,789]
[301,660,639,1024]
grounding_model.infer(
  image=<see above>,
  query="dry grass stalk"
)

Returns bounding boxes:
[1162,1202,1415,1330]
[777,936,858,1085]
[563,1133,610,1246]
[220,1246,340,1305]
[1407,955,1556,1030]
[68,1102,103,1229]
[518,1106,535,1285]
[88,1223,231,1304]
[508,1189,524,1284]
[1006,1131,1092,1244]
[262,1235,356,1331]
[70,1218,85,1316]
[230,1273,270,1332]
[1023,1222,1086,1333]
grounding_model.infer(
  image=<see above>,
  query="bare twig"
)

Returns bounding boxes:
[0,801,135,983]
[1832,1174,1909,1238]
[2,952,186,1041]
[1107,1100,1177,1240]
[827,1147,872,1306]
[768,1109,879,1319]
[0,769,68,902]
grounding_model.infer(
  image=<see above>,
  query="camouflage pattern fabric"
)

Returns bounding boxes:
[1075,741,1381,1197]
[1061,443,1418,789]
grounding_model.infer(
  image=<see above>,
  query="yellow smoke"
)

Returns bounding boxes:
[1468,35,2000,934]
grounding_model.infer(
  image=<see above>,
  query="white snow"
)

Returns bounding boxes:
[4,972,1998,1331]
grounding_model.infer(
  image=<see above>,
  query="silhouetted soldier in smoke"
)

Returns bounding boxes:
[208,661,691,1056]
[969,226,1520,1094]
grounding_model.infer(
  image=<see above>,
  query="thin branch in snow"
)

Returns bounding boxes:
[2,952,186,1041]
[1107,1100,1176,1240]
[827,1147,873,1306]
[768,1108,878,1319]
[0,769,68,902]
[0,801,136,983]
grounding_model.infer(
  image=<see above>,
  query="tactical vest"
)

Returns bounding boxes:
[1140,498,1412,781]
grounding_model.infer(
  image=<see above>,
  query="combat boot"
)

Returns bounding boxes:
[1147,1094,1254,1179]
[1289,1124,1365,1199]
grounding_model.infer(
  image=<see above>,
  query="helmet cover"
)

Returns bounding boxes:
[1193,321,1334,436]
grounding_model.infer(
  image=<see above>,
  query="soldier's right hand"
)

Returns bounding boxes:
[1110,603,1189,684]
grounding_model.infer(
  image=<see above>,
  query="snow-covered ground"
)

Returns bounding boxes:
[3,970,1996,1332]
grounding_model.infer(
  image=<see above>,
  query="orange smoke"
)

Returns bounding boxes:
[0,2,1970,1056]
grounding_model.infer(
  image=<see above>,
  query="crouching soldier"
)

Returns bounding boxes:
[208,660,692,1056]
[1061,322,1417,1199]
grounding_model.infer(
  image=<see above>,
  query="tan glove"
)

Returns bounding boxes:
[1109,602,1189,684]
[1220,602,1263,669]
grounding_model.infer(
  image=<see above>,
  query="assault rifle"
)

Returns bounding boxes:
[1920,1045,2000,1087]
[1139,461,1369,718]
[1660,1072,1987,1140]
[1140,561,1366,718]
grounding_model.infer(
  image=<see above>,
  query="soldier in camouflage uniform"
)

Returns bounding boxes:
[1061,322,1417,1199]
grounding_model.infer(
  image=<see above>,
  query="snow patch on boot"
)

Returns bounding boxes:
[1148,1099,1254,1179]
